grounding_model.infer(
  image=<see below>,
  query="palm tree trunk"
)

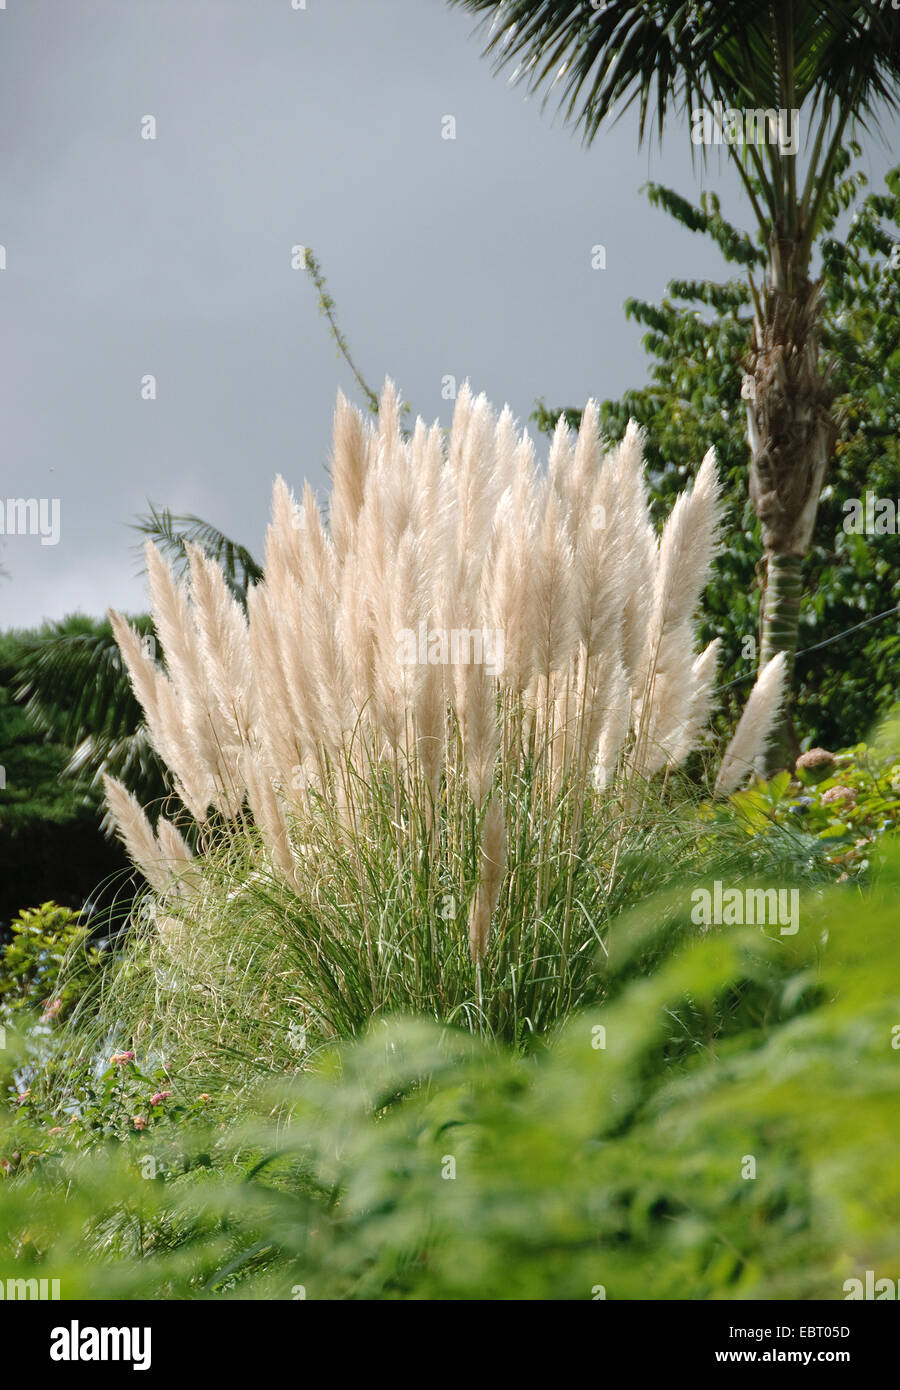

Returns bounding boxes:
[758,553,804,769]
[745,239,833,776]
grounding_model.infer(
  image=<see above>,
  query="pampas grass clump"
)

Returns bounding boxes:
[102,382,783,1049]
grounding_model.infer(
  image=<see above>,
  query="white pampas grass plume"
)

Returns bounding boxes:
[645,449,721,662]
[144,541,204,700]
[631,451,720,770]
[338,547,377,719]
[109,609,211,815]
[143,541,222,793]
[715,652,788,795]
[154,815,194,870]
[151,673,217,821]
[329,390,371,563]
[414,660,446,806]
[246,583,304,790]
[577,657,617,771]
[594,659,631,789]
[241,751,295,882]
[571,400,603,501]
[457,660,499,808]
[448,380,474,477]
[447,391,500,629]
[262,569,325,766]
[573,478,623,662]
[665,637,721,768]
[546,415,575,511]
[185,541,254,750]
[483,491,536,694]
[611,422,658,684]
[298,537,352,757]
[531,487,576,678]
[109,610,161,731]
[265,476,305,592]
[103,775,176,896]
[632,621,699,776]
[493,405,518,493]
[107,616,215,820]
[298,481,338,593]
[378,378,404,461]
[154,816,199,898]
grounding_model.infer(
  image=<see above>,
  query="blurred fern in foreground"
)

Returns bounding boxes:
[2,842,897,1301]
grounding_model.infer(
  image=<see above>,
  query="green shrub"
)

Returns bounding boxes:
[0,903,98,1025]
[2,842,897,1300]
[727,718,900,877]
[58,776,840,1085]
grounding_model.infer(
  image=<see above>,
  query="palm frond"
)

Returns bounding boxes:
[14,619,150,746]
[450,2,900,196]
[12,618,169,810]
[134,506,262,607]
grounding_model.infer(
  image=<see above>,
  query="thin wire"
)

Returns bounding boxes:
[713,603,900,695]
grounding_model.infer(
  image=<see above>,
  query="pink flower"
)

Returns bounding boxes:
[41,998,63,1020]
[111,1051,135,1065]
[131,1116,147,1131]
[198,1094,211,1102]
[47,1126,64,1136]
[150,1091,171,1106]
[16,1089,31,1105]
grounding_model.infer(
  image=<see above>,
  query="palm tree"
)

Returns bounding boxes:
[449,0,900,769]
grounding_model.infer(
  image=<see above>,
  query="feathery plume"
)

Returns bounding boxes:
[108,380,760,1007]
[241,750,295,882]
[715,652,788,795]
[665,637,721,769]
[594,660,631,789]
[531,486,576,679]
[458,660,500,809]
[329,390,371,563]
[103,775,175,897]
[644,449,721,666]
[610,423,657,686]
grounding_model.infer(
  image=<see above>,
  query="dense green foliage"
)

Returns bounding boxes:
[737,718,900,877]
[49,772,841,1078]
[2,832,898,1300]
[0,627,130,931]
[11,613,166,810]
[0,903,99,1027]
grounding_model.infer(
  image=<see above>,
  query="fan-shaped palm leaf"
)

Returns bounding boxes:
[134,505,262,608]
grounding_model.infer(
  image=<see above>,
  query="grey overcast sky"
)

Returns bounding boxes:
[2,0,898,629]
